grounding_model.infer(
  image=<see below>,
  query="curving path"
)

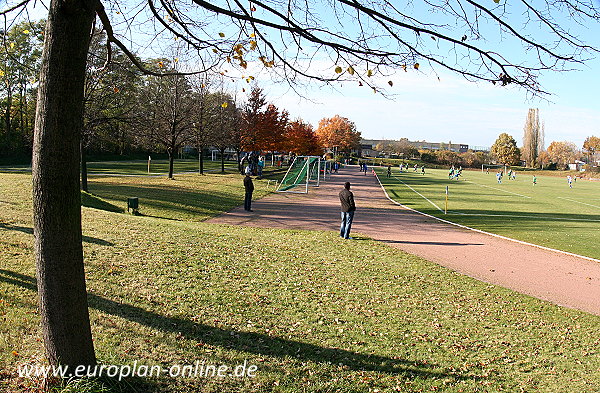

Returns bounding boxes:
[209,166,600,316]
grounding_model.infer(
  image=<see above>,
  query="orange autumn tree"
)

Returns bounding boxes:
[285,119,323,155]
[315,115,361,154]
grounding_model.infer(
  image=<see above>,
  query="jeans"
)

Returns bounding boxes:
[340,211,354,239]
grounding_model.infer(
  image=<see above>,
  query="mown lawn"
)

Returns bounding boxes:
[375,167,600,260]
[1,172,599,393]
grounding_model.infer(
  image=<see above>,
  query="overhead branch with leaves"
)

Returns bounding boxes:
[85,0,600,95]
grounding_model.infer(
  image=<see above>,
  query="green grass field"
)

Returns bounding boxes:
[0,159,239,176]
[86,159,238,176]
[375,167,600,260]
[1,168,599,392]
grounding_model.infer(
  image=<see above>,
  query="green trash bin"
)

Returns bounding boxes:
[127,197,139,214]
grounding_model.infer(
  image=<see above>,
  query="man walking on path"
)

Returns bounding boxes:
[339,182,356,239]
[244,169,254,212]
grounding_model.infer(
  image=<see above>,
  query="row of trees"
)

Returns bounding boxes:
[2,24,362,178]
[491,131,599,170]
[489,109,600,170]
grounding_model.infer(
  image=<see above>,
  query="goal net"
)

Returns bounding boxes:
[277,156,322,193]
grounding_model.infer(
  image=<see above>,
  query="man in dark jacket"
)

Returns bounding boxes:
[244,169,254,212]
[339,182,356,239]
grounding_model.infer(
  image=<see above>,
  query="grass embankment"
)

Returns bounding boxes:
[376,167,600,260]
[1,172,599,393]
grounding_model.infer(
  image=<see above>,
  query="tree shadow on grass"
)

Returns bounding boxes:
[0,222,114,247]
[0,269,480,387]
[88,182,244,220]
[81,191,124,213]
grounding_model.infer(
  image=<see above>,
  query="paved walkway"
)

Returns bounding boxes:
[209,166,600,316]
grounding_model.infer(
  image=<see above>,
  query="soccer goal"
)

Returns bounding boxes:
[276,156,322,193]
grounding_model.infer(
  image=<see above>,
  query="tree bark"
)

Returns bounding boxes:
[168,149,175,179]
[81,138,88,192]
[32,0,97,369]
[198,145,204,175]
[220,147,226,173]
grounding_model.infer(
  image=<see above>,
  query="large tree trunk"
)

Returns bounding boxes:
[32,0,97,369]
[220,148,226,173]
[168,149,175,179]
[81,138,88,192]
[198,145,204,175]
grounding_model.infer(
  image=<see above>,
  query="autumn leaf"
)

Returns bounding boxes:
[414,63,420,70]
[388,80,394,87]
[113,87,120,93]
[493,0,500,3]
[334,66,343,74]
[23,29,30,34]
[219,32,225,37]
[250,33,256,38]
[367,69,373,77]
[157,61,164,68]
[11,351,19,357]
[221,102,228,108]
[347,66,355,75]
[250,40,257,50]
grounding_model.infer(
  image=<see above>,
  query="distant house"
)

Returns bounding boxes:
[568,160,586,171]
[360,138,470,156]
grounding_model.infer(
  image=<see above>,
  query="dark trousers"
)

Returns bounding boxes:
[244,192,253,211]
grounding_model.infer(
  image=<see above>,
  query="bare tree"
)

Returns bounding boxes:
[189,76,213,174]
[522,108,542,168]
[3,0,600,373]
[138,68,196,179]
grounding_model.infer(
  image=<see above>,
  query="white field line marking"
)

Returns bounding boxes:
[464,180,532,198]
[373,172,600,264]
[557,197,600,210]
[448,211,600,222]
[390,174,444,213]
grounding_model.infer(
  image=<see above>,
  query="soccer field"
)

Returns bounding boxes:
[375,167,600,260]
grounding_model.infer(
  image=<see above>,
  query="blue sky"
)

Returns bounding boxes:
[15,0,600,150]
[268,58,600,149]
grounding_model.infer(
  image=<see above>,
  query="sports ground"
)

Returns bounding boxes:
[375,167,600,260]
[2,164,600,392]
[211,165,600,316]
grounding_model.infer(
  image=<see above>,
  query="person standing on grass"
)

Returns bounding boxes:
[387,165,392,178]
[533,175,537,185]
[567,175,573,188]
[339,182,356,239]
[244,169,254,212]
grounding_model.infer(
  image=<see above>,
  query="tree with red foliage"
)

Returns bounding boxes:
[286,120,323,155]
